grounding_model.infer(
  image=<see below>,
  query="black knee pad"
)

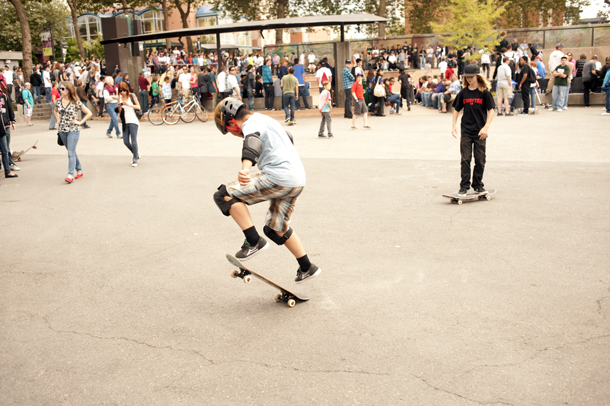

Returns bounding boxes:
[263,225,293,245]
[213,184,242,216]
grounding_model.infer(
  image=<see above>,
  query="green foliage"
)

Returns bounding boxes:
[407,0,444,34]
[0,0,70,52]
[65,37,105,62]
[431,0,506,58]
[502,0,590,27]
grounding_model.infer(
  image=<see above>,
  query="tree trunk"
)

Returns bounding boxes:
[8,0,32,79]
[67,0,86,60]
[377,0,387,38]
[162,0,171,49]
[174,0,194,53]
[275,0,288,44]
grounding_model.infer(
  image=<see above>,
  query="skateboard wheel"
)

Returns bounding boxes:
[485,195,491,201]
[243,275,252,284]
[457,200,463,205]
[286,299,296,308]
[274,294,282,302]
[231,270,239,278]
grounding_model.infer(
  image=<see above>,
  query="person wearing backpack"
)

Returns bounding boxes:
[517,56,535,115]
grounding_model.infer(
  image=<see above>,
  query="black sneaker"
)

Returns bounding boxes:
[235,237,268,261]
[474,186,487,194]
[295,263,321,284]
[458,187,468,196]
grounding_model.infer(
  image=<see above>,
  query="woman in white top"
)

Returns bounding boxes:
[117,82,142,166]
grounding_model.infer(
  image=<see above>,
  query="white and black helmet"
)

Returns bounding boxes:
[214,97,246,134]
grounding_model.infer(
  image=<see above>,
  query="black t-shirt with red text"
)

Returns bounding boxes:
[454,87,495,138]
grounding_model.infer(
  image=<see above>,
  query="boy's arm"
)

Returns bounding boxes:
[451,109,460,138]
[479,109,494,140]
[239,156,254,186]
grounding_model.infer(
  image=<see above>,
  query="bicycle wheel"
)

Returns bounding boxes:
[181,103,197,123]
[148,105,164,126]
[196,105,209,122]
[162,105,180,125]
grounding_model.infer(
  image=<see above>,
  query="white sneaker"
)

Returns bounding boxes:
[602,112,610,116]
[557,108,563,112]
[131,160,138,167]
[10,164,20,171]
[563,106,568,109]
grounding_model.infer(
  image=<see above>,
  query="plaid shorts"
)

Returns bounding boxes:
[226,172,303,233]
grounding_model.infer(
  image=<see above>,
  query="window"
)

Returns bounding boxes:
[196,16,217,28]
[138,10,164,34]
[72,15,101,40]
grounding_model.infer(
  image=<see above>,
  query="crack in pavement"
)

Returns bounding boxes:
[226,359,391,376]
[413,374,515,405]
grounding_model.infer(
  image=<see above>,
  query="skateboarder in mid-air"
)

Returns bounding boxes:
[452,64,496,196]
[213,97,321,284]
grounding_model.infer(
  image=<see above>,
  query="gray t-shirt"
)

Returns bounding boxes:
[242,113,306,188]
[582,60,596,82]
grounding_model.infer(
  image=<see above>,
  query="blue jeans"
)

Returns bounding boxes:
[605,90,610,113]
[0,134,10,176]
[105,102,121,136]
[421,91,432,107]
[530,87,537,108]
[49,103,57,129]
[247,88,254,110]
[431,93,443,110]
[563,82,571,108]
[33,86,41,104]
[139,90,149,113]
[45,87,52,103]
[552,85,568,110]
[122,123,139,160]
[387,94,402,113]
[295,86,310,109]
[58,131,82,177]
[283,93,296,121]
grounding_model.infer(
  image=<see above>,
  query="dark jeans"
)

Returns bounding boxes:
[481,63,490,79]
[521,84,531,112]
[0,134,10,176]
[460,136,486,190]
[139,90,149,113]
[263,83,274,109]
[295,86,310,109]
[370,95,385,115]
[283,93,296,121]
[198,92,207,108]
[122,123,139,161]
[98,99,105,117]
[583,80,593,106]
[344,88,353,118]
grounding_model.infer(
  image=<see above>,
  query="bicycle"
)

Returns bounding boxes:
[147,101,174,126]
[161,96,209,125]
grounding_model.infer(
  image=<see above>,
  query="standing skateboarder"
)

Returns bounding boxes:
[213,97,321,283]
[451,64,495,196]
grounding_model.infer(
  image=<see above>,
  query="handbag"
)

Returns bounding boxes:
[374,81,386,98]
[57,132,64,146]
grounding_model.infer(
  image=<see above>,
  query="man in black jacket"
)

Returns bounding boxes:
[30,67,43,104]
[0,88,18,178]
[197,66,209,109]
[517,56,534,115]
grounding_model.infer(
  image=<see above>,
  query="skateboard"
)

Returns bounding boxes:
[442,189,496,205]
[13,140,38,162]
[226,254,309,308]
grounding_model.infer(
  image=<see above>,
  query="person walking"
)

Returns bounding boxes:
[293,58,309,110]
[22,83,34,127]
[212,98,321,283]
[351,73,371,130]
[30,67,42,104]
[261,59,274,111]
[517,56,534,115]
[280,67,298,125]
[117,82,142,167]
[0,87,18,178]
[452,64,495,196]
[48,81,61,130]
[342,59,355,118]
[54,81,92,183]
[318,80,333,138]
[76,80,91,129]
[137,71,149,114]
[103,76,121,138]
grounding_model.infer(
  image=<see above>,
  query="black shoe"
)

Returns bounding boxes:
[318,134,327,138]
[295,263,321,284]
[474,186,487,193]
[458,187,468,196]
[235,237,269,261]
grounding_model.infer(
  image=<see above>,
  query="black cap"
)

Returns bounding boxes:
[345,59,352,64]
[463,64,480,77]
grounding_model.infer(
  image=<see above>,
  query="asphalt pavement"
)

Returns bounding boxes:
[1,105,609,405]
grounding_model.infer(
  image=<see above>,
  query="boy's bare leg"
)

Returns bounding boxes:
[277,230,305,258]
[225,197,254,230]
[363,112,368,126]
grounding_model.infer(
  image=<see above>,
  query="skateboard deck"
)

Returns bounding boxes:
[442,189,496,205]
[226,254,309,307]
[13,140,38,162]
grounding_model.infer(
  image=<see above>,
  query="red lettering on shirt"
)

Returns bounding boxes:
[463,98,483,105]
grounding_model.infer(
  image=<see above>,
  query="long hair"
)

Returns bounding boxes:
[118,81,130,96]
[61,81,80,104]
[462,74,490,92]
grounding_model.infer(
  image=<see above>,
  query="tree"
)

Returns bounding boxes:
[404,0,444,34]
[501,0,590,27]
[431,0,506,59]
[2,0,71,78]
[65,0,87,59]
[358,0,404,37]
[171,0,202,53]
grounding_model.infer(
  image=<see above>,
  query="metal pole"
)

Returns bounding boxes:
[216,32,222,70]
[341,23,345,42]
[49,24,56,63]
